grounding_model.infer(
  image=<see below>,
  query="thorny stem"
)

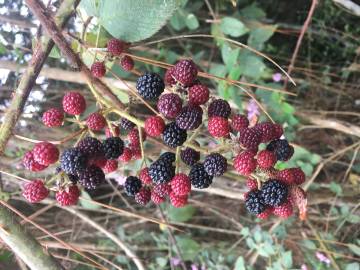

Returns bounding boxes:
[175,147,180,174]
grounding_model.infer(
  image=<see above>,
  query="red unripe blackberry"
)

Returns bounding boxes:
[170,173,191,196]
[118,147,133,163]
[180,147,200,166]
[257,207,273,219]
[157,93,183,119]
[277,169,295,185]
[124,176,142,196]
[208,116,230,138]
[23,151,48,171]
[246,177,258,191]
[145,116,165,137]
[173,59,198,86]
[169,191,188,208]
[130,144,142,160]
[135,188,151,205]
[254,122,275,143]
[107,38,125,56]
[103,159,118,173]
[105,125,120,137]
[91,61,106,78]
[208,99,231,118]
[42,108,64,127]
[151,191,165,204]
[153,183,171,197]
[188,84,209,105]
[22,180,49,203]
[272,124,284,139]
[32,142,59,166]
[86,112,106,131]
[273,200,293,218]
[55,185,80,206]
[162,122,187,148]
[290,167,306,185]
[234,151,257,176]
[120,55,134,71]
[120,118,135,131]
[231,114,249,132]
[62,92,86,115]
[164,67,176,86]
[136,72,165,100]
[78,165,105,190]
[128,127,146,145]
[239,127,261,150]
[91,156,107,168]
[256,150,277,169]
[203,153,227,177]
[176,105,203,130]
[139,167,152,185]
[77,137,104,157]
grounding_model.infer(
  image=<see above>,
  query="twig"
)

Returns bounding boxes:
[62,206,145,270]
[283,0,318,89]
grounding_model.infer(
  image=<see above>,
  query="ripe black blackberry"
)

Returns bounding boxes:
[136,72,165,100]
[208,99,231,118]
[260,179,288,207]
[175,105,203,130]
[60,147,88,175]
[189,163,213,189]
[159,152,176,164]
[203,153,227,177]
[78,165,105,190]
[149,159,175,184]
[245,190,266,215]
[180,147,200,166]
[266,139,294,161]
[78,137,104,157]
[67,174,79,184]
[124,176,142,196]
[102,137,124,159]
[162,122,187,148]
[120,118,135,131]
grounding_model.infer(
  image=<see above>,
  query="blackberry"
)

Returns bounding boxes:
[203,153,227,177]
[260,179,288,207]
[124,176,142,196]
[175,105,203,130]
[208,99,231,118]
[159,152,176,164]
[67,174,79,184]
[162,122,187,148]
[136,72,165,100]
[180,147,200,166]
[157,93,183,119]
[77,137,104,157]
[189,163,213,189]
[266,139,294,161]
[149,159,175,184]
[60,148,88,175]
[245,190,266,215]
[78,165,105,190]
[102,137,124,159]
[120,118,135,131]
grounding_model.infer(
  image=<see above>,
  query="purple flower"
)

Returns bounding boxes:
[191,264,199,270]
[170,257,181,266]
[247,99,260,121]
[272,73,282,82]
[316,252,331,265]
[301,264,308,270]
[114,175,127,186]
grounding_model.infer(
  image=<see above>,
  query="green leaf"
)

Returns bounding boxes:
[174,237,200,261]
[301,239,317,250]
[238,52,266,79]
[220,17,249,37]
[82,0,178,42]
[0,42,7,54]
[235,256,246,270]
[329,181,342,195]
[49,45,61,59]
[349,244,360,256]
[168,205,195,222]
[80,191,101,210]
[156,257,167,267]
[240,3,266,19]
[281,251,292,268]
[248,25,277,50]
[170,11,187,31]
[221,43,240,72]
[346,263,360,270]
[185,13,199,30]
[347,214,360,224]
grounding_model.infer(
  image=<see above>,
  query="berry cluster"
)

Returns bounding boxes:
[21,55,307,220]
